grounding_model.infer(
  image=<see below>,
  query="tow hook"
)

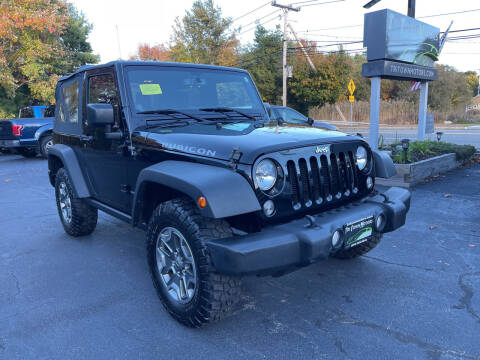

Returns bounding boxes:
[304,215,316,228]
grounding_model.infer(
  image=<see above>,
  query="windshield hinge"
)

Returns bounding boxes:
[128,145,137,157]
[229,147,242,169]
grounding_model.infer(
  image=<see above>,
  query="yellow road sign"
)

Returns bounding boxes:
[349,96,355,103]
[348,79,356,95]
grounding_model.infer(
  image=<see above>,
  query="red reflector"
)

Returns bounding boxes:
[12,124,23,137]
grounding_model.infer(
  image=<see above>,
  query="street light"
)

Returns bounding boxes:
[401,138,410,164]
[436,131,443,142]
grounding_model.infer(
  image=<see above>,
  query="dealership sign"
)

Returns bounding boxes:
[362,9,440,81]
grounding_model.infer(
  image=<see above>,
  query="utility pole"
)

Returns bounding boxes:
[272,1,299,106]
[288,23,316,71]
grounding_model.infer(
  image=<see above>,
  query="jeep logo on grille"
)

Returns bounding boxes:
[315,145,330,154]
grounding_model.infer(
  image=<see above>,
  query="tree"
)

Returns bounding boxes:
[288,51,352,115]
[169,0,238,66]
[240,26,283,104]
[0,0,98,113]
[465,71,479,98]
[428,65,472,111]
[130,43,171,61]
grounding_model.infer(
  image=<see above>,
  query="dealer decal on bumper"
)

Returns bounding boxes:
[344,216,374,248]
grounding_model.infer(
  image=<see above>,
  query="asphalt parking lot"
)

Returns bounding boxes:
[1,153,479,360]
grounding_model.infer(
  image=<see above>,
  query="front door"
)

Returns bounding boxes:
[79,69,130,213]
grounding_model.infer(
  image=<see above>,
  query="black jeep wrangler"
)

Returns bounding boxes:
[48,61,410,327]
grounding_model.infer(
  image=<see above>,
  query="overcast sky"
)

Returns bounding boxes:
[70,0,480,72]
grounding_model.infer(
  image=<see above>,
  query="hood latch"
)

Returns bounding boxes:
[229,147,242,170]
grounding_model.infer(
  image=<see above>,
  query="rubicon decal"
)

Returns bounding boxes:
[162,143,217,157]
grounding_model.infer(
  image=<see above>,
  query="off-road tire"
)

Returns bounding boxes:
[17,148,38,158]
[147,197,241,328]
[332,234,382,259]
[39,134,53,158]
[54,168,98,237]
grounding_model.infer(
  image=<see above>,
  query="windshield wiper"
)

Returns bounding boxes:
[199,107,256,121]
[137,109,209,123]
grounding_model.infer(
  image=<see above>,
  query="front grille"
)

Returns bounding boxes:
[286,151,361,210]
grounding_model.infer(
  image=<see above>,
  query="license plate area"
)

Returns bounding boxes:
[344,216,374,249]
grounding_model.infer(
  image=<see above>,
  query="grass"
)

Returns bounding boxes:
[383,140,477,164]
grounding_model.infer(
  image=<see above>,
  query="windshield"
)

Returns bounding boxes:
[272,107,308,125]
[126,66,264,115]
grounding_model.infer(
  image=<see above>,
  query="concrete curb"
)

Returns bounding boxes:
[376,153,463,188]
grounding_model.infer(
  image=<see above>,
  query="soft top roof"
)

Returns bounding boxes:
[58,60,248,83]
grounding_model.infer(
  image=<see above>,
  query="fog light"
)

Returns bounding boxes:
[332,230,342,248]
[263,200,275,217]
[375,214,385,232]
[366,176,373,189]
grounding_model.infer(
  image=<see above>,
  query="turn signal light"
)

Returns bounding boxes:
[197,196,207,208]
[12,124,24,137]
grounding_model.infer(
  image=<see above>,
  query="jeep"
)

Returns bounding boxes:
[47,61,410,327]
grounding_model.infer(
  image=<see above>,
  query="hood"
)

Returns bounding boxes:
[139,122,362,164]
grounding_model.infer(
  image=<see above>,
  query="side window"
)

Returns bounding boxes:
[88,74,117,105]
[284,108,307,124]
[62,81,79,123]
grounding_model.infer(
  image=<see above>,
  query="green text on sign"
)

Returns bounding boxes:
[140,83,163,95]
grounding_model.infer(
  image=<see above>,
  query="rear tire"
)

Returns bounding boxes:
[332,234,382,259]
[40,134,53,158]
[54,168,98,237]
[17,148,38,158]
[146,198,241,328]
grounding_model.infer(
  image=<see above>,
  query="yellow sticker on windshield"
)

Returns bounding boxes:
[140,83,163,95]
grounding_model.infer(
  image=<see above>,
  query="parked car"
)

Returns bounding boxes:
[48,60,409,327]
[267,104,339,131]
[0,105,55,158]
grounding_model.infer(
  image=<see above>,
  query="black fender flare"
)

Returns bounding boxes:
[47,144,91,198]
[132,161,261,222]
[373,150,396,178]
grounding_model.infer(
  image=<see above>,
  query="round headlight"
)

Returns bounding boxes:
[255,159,277,191]
[356,146,368,170]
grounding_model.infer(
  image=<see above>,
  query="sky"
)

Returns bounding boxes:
[70,0,480,73]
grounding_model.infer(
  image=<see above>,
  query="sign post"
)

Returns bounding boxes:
[348,79,356,125]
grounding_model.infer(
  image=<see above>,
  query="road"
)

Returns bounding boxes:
[1,154,480,359]
[348,128,480,149]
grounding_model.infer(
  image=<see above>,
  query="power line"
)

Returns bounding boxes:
[237,9,281,33]
[237,12,282,35]
[232,1,271,23]
[298,0,345,8]
[419,8,480,19]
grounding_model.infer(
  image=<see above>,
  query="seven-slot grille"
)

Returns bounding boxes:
[286,150,360,210]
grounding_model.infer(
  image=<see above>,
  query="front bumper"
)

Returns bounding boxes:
[207,187,411,276]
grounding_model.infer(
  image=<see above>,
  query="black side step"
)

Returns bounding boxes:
[85,199,132,223]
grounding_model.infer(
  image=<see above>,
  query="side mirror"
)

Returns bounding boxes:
[307,117,314,126]
[87,103,114,126]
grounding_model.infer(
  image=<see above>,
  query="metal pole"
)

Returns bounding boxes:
[407,0,415,17]
[369,77,381,150]
[350,101,353,125]
[282,9,288,106]
[417,82,428,141]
